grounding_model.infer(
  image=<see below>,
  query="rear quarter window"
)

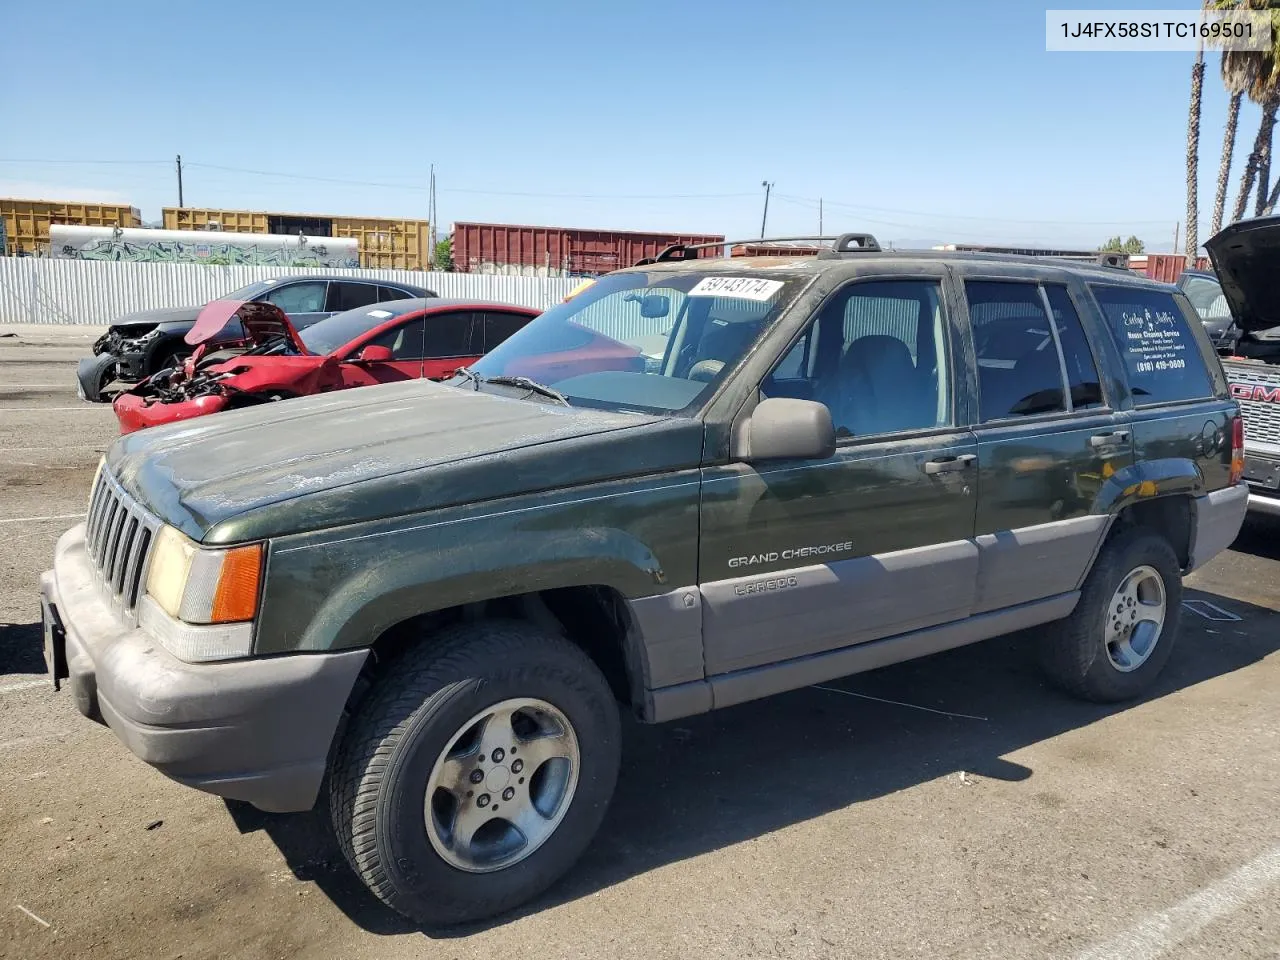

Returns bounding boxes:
[1089,284,1216,405]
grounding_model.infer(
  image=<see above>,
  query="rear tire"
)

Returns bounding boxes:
[1039,526,1183,702]
[329,620,621,926]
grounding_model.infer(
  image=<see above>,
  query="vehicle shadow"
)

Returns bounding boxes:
[226,585,1277,938]
[0,621,46,678]
[1230,513,1280,562]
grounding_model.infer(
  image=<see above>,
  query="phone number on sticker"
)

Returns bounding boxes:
[1135,358,1186,373]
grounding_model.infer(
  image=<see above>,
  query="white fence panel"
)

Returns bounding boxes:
[0,259,585,325]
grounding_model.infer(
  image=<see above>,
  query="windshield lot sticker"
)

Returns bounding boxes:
[689,277,785,301]
[1120,308,1189,375]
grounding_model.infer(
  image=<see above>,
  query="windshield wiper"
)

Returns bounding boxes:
[483,375,570,405]
[452,366,483,391]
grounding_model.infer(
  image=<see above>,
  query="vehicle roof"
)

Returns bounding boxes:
[256,275,435,295]
[613,250,1176,289]
[381,297,540,312]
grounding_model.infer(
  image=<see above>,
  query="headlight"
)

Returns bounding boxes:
[146,526,263,625]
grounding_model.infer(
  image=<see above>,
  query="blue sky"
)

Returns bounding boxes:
[0,1,1261,253]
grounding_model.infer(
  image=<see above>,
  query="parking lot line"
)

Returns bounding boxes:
[0,679,48,695]
[811,683,990,721]
[0,514,81,524]
[1074,844,1280,960]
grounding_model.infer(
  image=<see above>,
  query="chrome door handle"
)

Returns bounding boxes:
[923,453,977,474]
[1090,430,1131,448]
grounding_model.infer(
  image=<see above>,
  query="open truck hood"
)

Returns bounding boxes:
[184,299,307,352]
[1205,216,1280,334]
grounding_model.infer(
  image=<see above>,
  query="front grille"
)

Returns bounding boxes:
[1230,366,1280,447]
[84,469,161,618]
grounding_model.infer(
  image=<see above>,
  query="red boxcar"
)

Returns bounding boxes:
[452,222,724,276]
[1128,253,1212,283]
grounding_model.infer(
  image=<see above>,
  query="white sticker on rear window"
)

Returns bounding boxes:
[688,276,785,301]
[366,309,393,318]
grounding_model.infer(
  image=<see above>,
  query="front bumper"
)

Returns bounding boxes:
[113,392,230,434]
[75,353,121,403]
[39,524,367,812]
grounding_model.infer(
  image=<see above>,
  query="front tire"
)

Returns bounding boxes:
[329,620,621,926]
[1039,526,1183,702]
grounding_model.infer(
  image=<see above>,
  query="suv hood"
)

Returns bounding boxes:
[185,299,306,351]
[1205,216,1280,334]
[110,306,202,332]
[105,380,702,543]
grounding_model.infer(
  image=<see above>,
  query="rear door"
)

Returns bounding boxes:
[326,281,382,318]
[423,310,482,380]
[957,273,1132,614]
[1087,282,1237,499]
[698,270,980,675]
[481,310,534,353]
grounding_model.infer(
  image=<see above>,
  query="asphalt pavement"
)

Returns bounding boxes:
[1,330,1277,960]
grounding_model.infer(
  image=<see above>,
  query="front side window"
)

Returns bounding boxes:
[264,281,327,314]
[765,279,950,438]
[467,270,809,414]
[968,280,1068,421]
[1090,285,1215,405]
[297,302,421,355]
[368,318,427,360]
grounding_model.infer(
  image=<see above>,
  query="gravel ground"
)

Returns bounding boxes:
[1,331,1277,960]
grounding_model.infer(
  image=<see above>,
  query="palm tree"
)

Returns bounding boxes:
[1223,0,1280,222]
[1212,47,1260,232]
[1187,40,1206,262]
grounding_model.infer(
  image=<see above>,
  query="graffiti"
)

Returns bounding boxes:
[57,237,359,268]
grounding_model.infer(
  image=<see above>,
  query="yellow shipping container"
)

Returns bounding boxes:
[163,207,431,270]
[1,197,141,256]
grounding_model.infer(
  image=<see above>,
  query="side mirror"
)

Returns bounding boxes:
[736,397,835,462]
[639,294,670,319]
[355,344,394,363]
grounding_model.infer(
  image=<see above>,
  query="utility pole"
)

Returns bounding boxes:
[819,197,823,235]
[1172,221,1180,255]
[175,154,184,208]
[760,180,774,238]
[427,163,436,269]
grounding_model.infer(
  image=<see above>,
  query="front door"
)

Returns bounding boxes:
[958,275,1134,614]
[341,316,427,385]
[698,272,980,676]
[264,280,331,330]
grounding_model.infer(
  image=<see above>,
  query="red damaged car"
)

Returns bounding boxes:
[113,297,539,433]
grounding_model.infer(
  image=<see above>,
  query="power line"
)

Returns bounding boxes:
[184,162,755,199]
[0,158,170,165]
[775,192,1174,226]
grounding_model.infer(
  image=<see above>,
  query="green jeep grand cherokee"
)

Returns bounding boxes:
[41,235,1248,925]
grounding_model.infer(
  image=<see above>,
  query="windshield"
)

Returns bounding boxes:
[464,270,809,414]
[297,301,424,355]
[1181,275,1231,322]
[223,279,278,302]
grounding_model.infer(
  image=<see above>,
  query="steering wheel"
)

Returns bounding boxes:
[688,359,725,382]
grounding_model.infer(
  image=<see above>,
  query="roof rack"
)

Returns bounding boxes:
[635,232,882,266]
